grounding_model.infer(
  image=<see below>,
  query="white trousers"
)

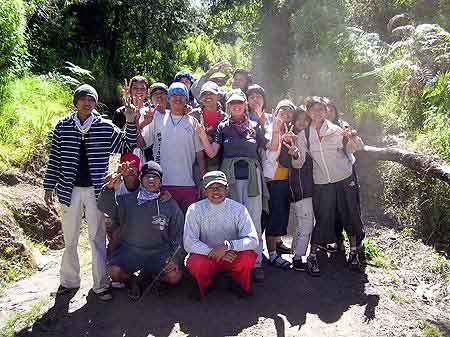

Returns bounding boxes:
[234,169,263,267]
[60,187,108,293]
[292,197,315,257]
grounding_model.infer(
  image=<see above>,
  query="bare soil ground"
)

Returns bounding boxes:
[1,222,449,337]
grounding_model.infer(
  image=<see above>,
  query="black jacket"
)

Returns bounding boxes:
[288,153,314,202]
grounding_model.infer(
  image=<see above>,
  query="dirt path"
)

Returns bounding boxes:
[1,226,448,337]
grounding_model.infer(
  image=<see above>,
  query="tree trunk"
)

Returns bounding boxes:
[358,145,450,185]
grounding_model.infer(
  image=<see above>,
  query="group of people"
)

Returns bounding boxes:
[43,61,365,301]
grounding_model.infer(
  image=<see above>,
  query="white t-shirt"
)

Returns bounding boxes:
[142,112,204,187]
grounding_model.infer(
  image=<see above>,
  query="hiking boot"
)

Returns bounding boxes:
[251,267,265,283]
[347,250,361,272]
[307,255,320,277]
[292,258,307,272]
[276,242,291,255]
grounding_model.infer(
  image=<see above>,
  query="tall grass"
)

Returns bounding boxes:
[0,75,72,171]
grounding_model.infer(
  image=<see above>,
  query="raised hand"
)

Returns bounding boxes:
[122,160,138,177]
[343,124,358,138]
[142,106,155,127]
[284,141,300,159]
[103,172,122,190]
[192,117,206,137]
[184,104,193,115]
[207,61,231,76]
[273,115,284,132]
[122,79,131,106]
[282,131,297,147]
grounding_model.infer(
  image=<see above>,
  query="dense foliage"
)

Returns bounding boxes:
[0,0,449,251]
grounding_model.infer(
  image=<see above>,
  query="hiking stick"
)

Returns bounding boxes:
[139,245,183,303]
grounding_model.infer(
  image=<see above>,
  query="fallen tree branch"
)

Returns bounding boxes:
[358,145,450,186]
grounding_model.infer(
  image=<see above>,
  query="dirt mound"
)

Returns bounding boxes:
[0,183,64,250]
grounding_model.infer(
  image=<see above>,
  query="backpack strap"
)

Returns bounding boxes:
[304,126,311,152]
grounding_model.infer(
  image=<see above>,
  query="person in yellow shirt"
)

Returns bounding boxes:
[262,99,296,269]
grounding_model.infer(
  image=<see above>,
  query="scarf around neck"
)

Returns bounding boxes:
[137,186,161,206]
[230,113,250,137]
[74,112,95,140]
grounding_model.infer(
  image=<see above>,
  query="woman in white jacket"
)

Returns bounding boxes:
[291,97,365,276]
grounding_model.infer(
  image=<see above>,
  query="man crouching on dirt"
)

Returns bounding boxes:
[98,161,184,300]
[184,171,259,300]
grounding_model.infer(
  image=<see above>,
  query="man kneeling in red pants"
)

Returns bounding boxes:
[184,171,259,299]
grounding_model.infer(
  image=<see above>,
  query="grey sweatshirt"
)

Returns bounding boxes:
[97,188,184,256]
[183,198,259,255]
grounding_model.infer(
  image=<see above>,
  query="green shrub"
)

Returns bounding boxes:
[0,0,28,84]
[381,161,450,254]
[0,75,72,171]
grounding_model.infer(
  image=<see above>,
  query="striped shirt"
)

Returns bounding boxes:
[43,112,137,206]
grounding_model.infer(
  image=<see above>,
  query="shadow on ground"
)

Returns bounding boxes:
[17,251,379,337]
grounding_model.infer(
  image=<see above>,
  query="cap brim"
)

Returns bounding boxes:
[226,95,246,104]
[200,90,219,96]
[204,180,228,189]
[150,88,168,95]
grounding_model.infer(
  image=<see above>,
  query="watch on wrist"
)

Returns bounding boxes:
[224,240,232,251]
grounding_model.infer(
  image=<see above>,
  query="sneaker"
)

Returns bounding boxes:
[307,255,320,277]
[111,281,125,289]
[325,242,339,253]
[97,288,113,301]
[347,250,361,271]
[276,242,292,255]
[251,267,265,283]
[325,240,346,254]
[292,258,307,272]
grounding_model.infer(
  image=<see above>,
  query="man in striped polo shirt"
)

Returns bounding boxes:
[43,84,137,300]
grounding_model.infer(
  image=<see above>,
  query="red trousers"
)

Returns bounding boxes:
[163,186,198,214]
[186,250,257,297]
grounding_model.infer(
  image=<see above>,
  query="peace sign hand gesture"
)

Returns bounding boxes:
[122,79,131,106]
[283,141,300,159]
[142,106,155,127]
[192,117,206,138]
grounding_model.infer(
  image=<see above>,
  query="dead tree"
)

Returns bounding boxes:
[358,145,450,186]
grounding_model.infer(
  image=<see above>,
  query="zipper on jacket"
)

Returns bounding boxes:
[317,134,332,183]
[298,166,304,200]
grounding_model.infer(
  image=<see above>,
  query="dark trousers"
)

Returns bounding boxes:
[312,175,364,246]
